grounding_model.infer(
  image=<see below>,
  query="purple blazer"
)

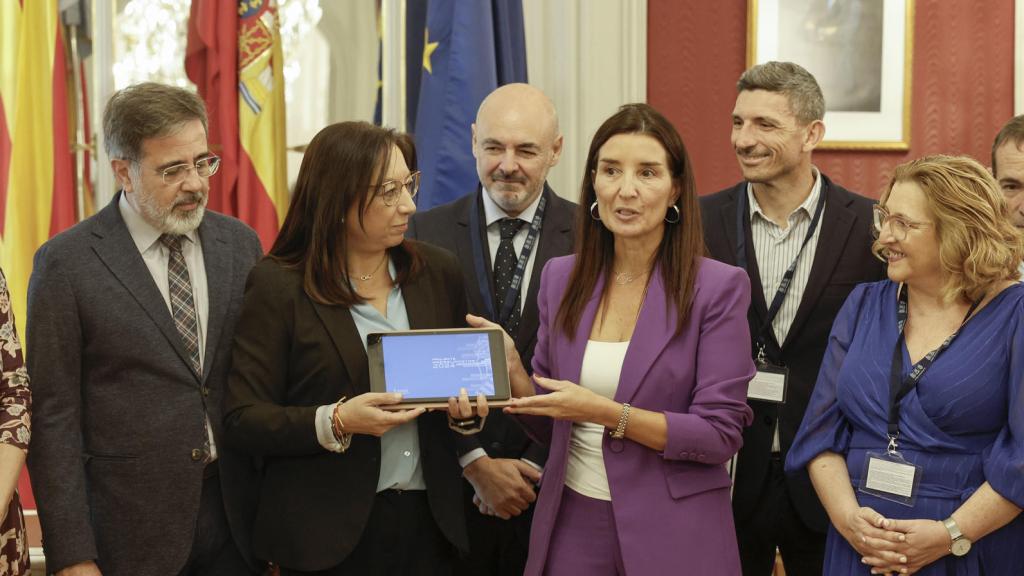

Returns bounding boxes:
[522,255,755,575]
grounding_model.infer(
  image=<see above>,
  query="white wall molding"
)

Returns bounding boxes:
[523,0,647,202]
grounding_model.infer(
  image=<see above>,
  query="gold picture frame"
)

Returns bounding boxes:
[747,0,914,150]
[1016,0,1024,115]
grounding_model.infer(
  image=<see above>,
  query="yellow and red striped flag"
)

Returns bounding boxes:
[186,0,287,251]
[0,0,76,342]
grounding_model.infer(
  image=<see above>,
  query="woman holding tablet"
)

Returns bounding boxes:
[223,121,485,575]
[470,103,756,574]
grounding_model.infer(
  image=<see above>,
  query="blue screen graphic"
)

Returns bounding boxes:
[382,333,495,398]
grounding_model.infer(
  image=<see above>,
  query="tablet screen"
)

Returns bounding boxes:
[380,331,496,399]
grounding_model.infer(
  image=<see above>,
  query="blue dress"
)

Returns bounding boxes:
[786,280,1024,575]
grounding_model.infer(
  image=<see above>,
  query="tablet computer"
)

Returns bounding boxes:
[367,327,511,409]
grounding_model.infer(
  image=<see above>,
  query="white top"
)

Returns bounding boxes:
[565,340,629,501]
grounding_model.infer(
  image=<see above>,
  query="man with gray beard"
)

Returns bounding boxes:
[26,83,263,576]
[408,83,576,576]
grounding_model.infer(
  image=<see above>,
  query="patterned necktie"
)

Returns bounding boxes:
[160,234,202,376]
[493,218,526,336]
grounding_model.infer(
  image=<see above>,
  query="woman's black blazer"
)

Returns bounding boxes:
[222,241,469,571]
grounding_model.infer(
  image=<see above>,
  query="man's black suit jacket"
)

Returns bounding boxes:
[222,241,470,572]
[407,185,576,465]
[700,174,886,532]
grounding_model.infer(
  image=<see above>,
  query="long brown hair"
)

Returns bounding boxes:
[270,121,422,306]
[558,103,704,337]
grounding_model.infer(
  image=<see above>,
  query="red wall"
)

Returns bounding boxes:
[648,0,1016,198]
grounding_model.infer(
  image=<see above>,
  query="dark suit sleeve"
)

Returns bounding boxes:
[222,262,323,457]
[25,245,99,571]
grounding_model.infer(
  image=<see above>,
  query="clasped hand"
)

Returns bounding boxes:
[334,388,488,437]
[843,507,951,575]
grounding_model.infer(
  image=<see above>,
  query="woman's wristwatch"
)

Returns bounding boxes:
[942,517,972,557]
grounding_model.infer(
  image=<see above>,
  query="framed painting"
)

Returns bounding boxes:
[747,0,914,150]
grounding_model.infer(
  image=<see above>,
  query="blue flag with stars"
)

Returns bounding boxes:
[413,0,527,210]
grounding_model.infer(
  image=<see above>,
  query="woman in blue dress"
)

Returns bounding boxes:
[786,155,1024,575]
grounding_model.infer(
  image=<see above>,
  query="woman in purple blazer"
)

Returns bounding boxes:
[471,103,755,574]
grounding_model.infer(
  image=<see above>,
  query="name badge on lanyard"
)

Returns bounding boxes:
[748,351,789,403]
[857,285,980,507]
[735,188,825,404]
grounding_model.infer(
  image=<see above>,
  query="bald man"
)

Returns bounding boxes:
[408,83,576,576]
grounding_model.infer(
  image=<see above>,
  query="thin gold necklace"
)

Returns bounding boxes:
[613,269,648,285]
[351,253,388,282]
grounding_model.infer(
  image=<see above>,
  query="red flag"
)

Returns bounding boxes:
[186,0,288,251]
[185,0,240,218]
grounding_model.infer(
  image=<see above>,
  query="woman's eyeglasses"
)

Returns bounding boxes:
[374,171,421,206]
[872,205,933,241]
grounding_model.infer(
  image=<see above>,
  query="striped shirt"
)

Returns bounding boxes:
[746,168,824,347]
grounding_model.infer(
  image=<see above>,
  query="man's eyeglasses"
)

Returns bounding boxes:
[375,171,421,206]
[158,156,221,185]
[872,205,933,241]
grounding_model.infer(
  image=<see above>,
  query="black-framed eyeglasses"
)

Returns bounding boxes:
[872,204,933,241]
[158,156,221,185]
[374,171,421,206]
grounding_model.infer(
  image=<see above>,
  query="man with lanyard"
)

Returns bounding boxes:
[700,61,886,576]
[407,83,576,576]
[989,115,1024,278]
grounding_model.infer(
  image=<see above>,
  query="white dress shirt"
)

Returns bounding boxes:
[746,169,824,453]
[458,189,545,470]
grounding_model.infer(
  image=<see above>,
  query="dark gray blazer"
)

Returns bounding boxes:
[25,194,263,575]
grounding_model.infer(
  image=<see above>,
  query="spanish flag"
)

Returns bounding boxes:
[0,0,76,342]
[186,0,288,251]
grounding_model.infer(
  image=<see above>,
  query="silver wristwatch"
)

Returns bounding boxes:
[942,517,972,557]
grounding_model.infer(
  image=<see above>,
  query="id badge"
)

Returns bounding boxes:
[747,362,788,403]
[858,451,922,507]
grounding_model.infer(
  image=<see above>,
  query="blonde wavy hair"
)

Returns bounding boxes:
[873,155,1024,302]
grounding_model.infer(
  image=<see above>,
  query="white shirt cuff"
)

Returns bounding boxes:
[459,447,488,468]
[315,404,346,453]
[520,458,543,473]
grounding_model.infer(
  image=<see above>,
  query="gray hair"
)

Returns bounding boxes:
[103,82,208,163]
[737,61,825,125]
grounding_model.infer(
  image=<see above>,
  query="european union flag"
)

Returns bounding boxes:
[413,0,527,210]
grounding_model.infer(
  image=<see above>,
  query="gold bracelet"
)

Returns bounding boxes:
[331,397,353,453]
[610,403,631,439]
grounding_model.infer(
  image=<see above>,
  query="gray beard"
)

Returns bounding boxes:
[137,190,206,235]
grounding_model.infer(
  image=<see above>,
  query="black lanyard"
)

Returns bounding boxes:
[887,285,981,443]
[468,191,547,325]
[735,187,826,362]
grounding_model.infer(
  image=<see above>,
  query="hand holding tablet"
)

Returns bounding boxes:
[367,328,512,410]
